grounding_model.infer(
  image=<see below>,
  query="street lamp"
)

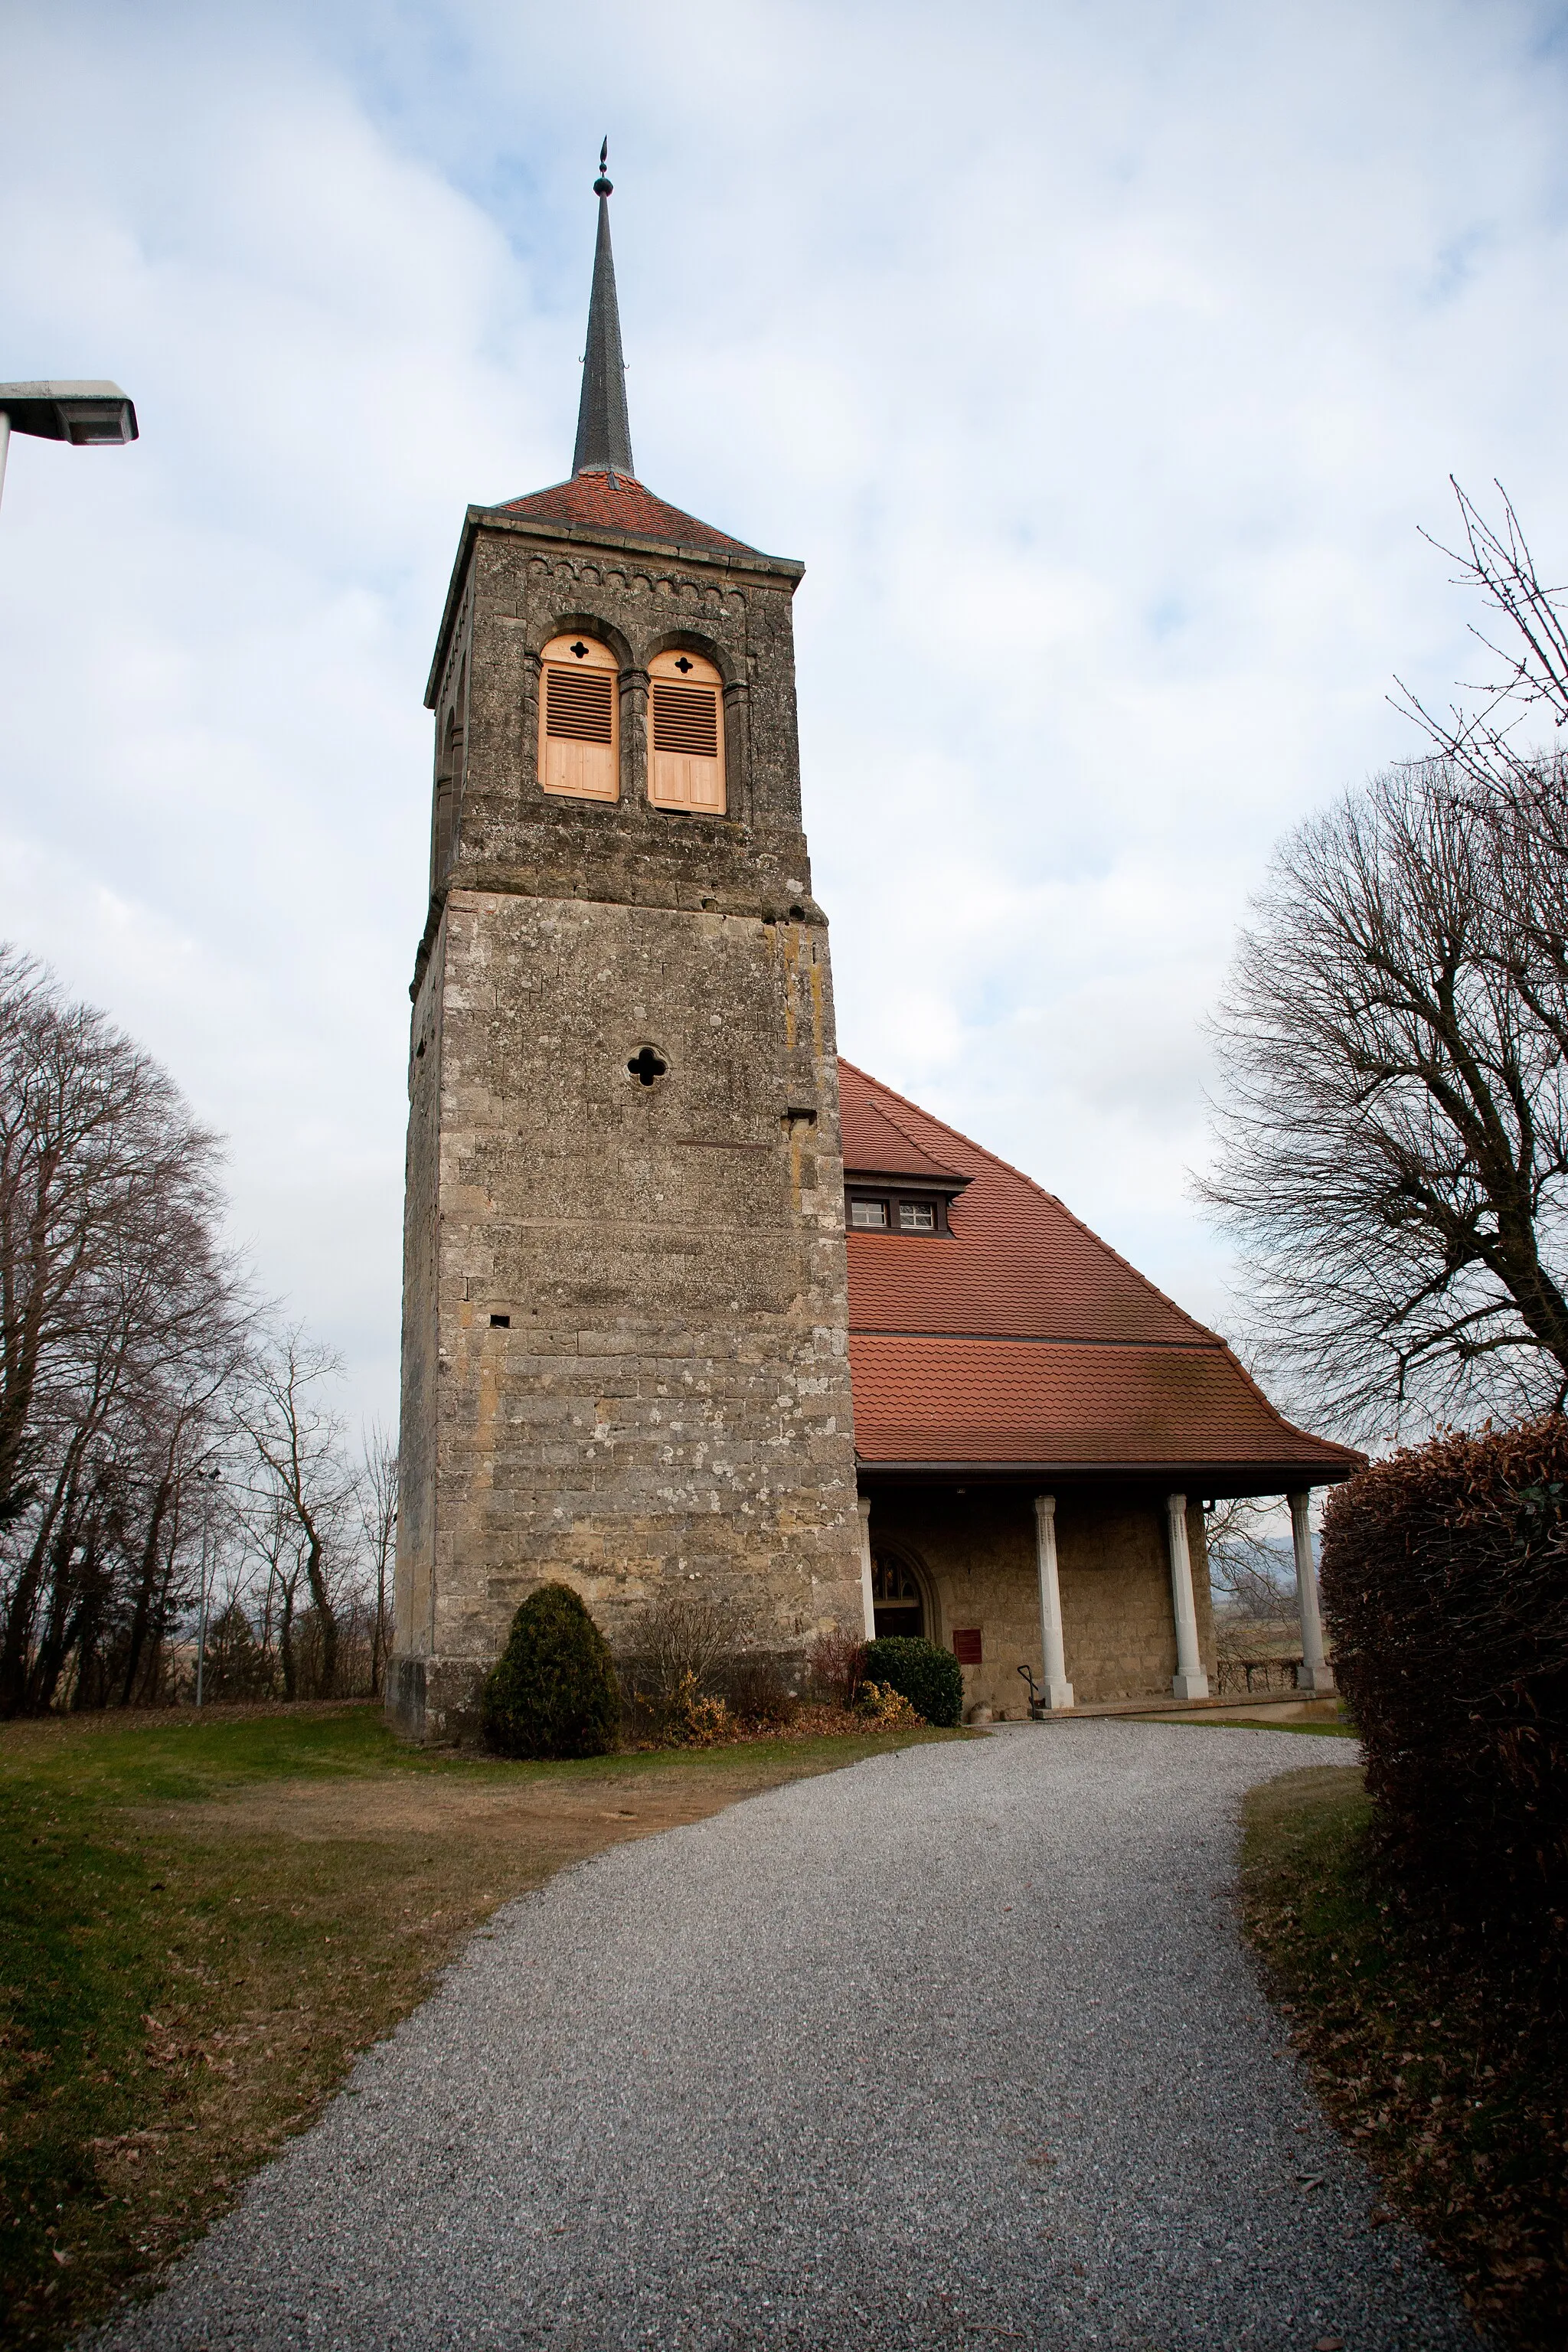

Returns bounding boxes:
[0,381,139,513]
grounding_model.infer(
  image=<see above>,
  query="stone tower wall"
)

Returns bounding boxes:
[391,512,864,1739]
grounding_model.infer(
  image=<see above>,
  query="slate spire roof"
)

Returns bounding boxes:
[572,143,635,479]
[484,153,767,562]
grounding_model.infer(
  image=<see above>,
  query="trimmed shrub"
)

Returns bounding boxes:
[1320,1416,1568,1943]
[482,1582,620,1759]
[861,1635,964,1728]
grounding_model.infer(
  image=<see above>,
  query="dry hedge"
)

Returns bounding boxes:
[1320,1414,1568,1950]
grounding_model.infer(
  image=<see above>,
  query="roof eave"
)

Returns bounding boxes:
[425,504,805,710]
[854,1455,1364,1491]
[844,1168,971,1192]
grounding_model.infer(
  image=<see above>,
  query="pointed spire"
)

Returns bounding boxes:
[572,141,635,479]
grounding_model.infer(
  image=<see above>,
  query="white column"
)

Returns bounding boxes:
[857,1495,876,1642]
[1032,1494,1074,1710]
[1289,1490,1335,1696]
[1165,1493,1209,1700]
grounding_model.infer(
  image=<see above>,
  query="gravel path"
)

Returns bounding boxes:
[93,1723,1476,2351]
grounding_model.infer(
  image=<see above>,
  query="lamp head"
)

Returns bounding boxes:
[0,381,138,445]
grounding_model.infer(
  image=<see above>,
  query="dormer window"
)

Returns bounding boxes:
[648,648,725,813]
[847,1189,952,1235]
[540,632,619,800]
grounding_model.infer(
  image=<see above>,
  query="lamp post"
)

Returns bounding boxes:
[0,381,139,514]
[194,1468,223,1707]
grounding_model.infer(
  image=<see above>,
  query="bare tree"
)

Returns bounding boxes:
[235,1485,307,1699]
[1201,487,1568,1443]
[1395,485,1568,1106]
[1394,479,1568,781]
[355,1420,397,1697]
[234,1328,354,1697]
[1204,1499,1296,1623]
[1200,760,1568,1440]
[0,952,250,1713]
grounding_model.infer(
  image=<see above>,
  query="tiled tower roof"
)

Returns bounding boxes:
[840,1061,1362,1488]
[489,472,758,555]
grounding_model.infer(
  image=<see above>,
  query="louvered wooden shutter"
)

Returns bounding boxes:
[652,682,718,758]
[647,651,725,812]
[538,635,619,800]
[547,666,613,743]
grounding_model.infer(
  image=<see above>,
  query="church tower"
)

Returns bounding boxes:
[390,158,864,1737]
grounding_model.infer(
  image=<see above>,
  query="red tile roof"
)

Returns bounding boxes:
[491,472,758,556]
[841,1061,1361,1483]
[841,1087,965,1182]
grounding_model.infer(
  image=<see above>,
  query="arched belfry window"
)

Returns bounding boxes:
[539,633,619,802]
[648,649,725,814]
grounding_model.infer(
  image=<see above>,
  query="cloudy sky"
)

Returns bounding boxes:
[3,0,1566,1438]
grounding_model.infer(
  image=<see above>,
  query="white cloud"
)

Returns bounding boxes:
[2,0,1567,1435]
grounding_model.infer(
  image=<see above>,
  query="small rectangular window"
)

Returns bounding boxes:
[489,1313,511,1328]
[952,1627,983,1665]
[898,1200,936,1232]
[850,1198,888,1229]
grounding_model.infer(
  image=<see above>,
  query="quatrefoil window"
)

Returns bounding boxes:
[569,641,590,658]
[627,1045,668,1087]
[675,655,694,673]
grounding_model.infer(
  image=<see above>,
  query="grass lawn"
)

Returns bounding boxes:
[0,1700,959,2349]
[1241,1765,1568,2350]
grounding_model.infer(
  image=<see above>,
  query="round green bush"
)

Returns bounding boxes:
[482,1582,620,1759]
[861,1635,964,1728]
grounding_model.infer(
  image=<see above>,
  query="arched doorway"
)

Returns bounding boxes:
[871,1549,927,1642]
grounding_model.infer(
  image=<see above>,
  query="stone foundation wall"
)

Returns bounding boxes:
[864,1486,1216,1715]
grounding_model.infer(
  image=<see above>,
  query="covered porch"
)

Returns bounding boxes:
[854,1471,1341,1719]
[838,1062,1364,1717]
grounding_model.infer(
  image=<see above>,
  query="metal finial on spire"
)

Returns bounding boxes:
[573,144,635,479]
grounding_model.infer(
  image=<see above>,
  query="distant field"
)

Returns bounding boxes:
[0,1702,959,2348]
